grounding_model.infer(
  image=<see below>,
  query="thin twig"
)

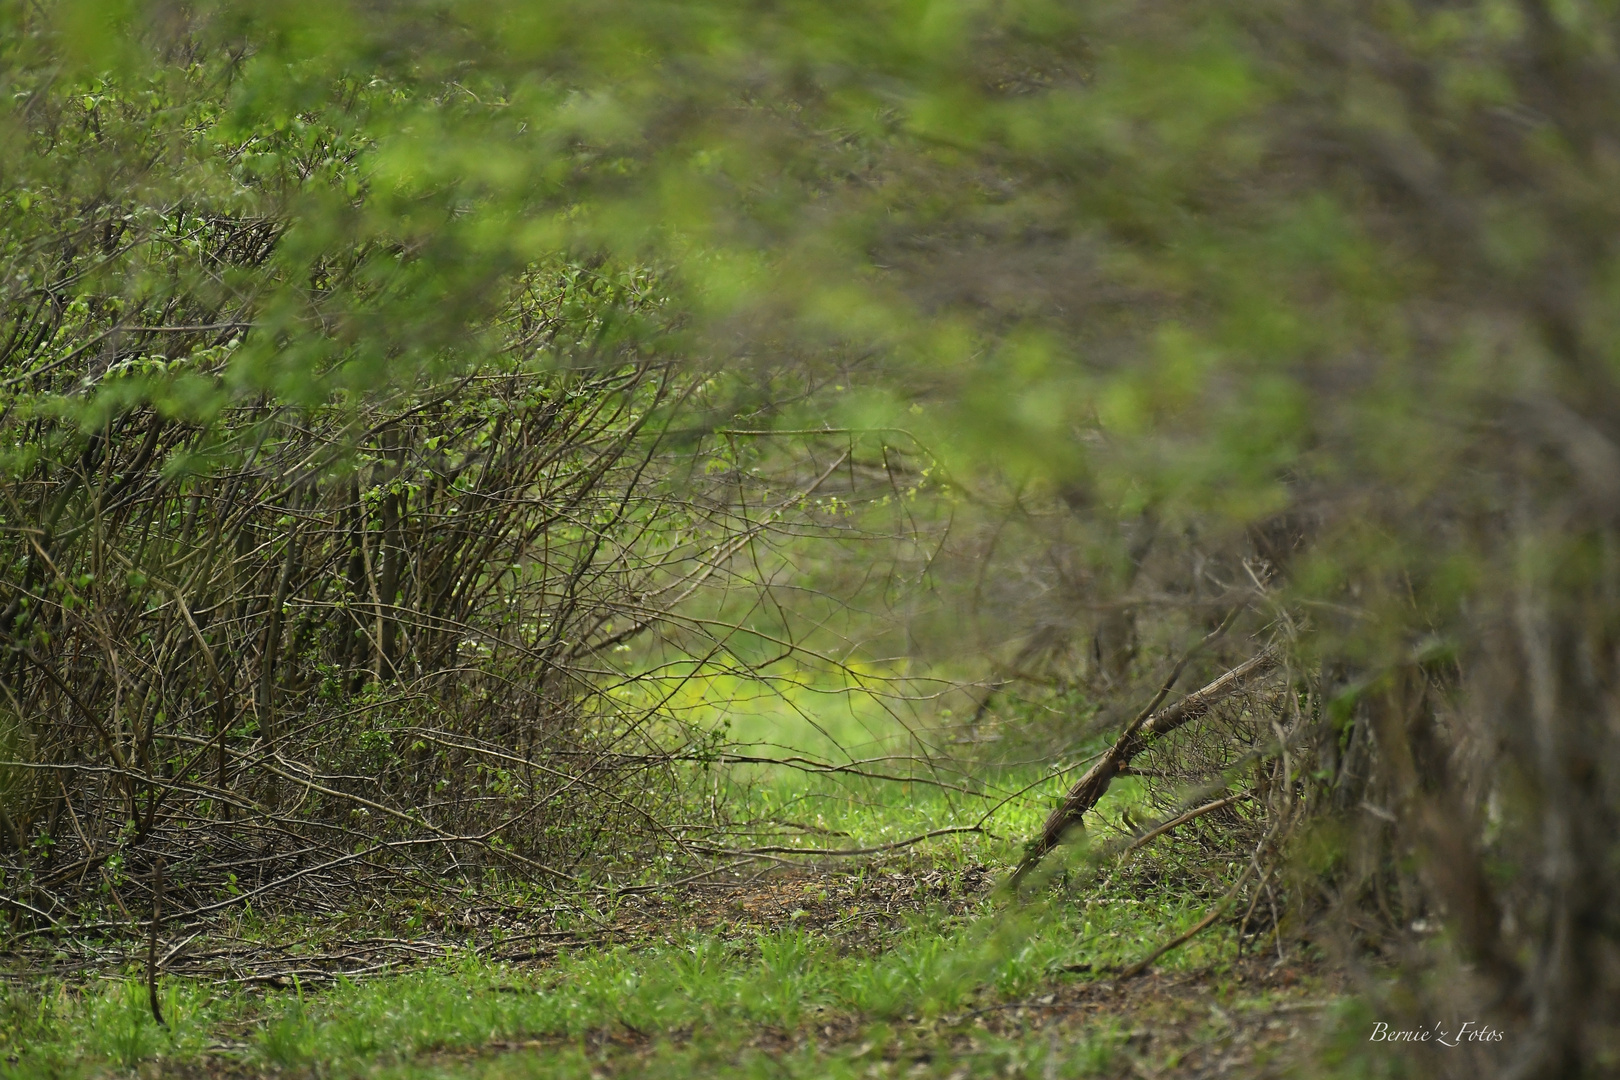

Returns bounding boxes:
[147,857,166,1028]
[1117,793,1250,858]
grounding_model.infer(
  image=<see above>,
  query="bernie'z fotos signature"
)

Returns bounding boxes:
[1369,1021,1505,1047]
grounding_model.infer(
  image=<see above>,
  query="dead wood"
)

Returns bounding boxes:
[147,856,165,1028]
[1116,792,1251,859]
[1009,647,1278,887]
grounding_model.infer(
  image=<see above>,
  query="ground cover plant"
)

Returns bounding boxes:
[3,1,1618,1077]
[3,817,1353,1079]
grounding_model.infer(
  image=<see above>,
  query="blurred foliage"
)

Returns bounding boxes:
[5,0,1619,1073]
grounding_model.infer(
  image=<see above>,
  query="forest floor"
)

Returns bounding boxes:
[412,864,1356,1080]
[3,702,1397,1078]
[1,853,1386,1080]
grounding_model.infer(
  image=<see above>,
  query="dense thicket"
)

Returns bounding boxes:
[0,39,770,926]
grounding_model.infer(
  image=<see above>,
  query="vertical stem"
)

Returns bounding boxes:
[147,855,165,1028]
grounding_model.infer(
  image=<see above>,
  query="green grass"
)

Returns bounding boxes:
[0,670,1298,1078]
[1,859,1252,1079]
[371,1027,1131,1080]
[637,664,1157,871]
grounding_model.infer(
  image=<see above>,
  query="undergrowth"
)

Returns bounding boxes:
[1,843,1279,1078]
[0,688,1335,1078]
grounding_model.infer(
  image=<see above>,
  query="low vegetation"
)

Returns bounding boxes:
[3,789,1353,1079]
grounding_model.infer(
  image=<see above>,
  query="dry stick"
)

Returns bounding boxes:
[1119,761,1297,979]
[1235,864,1275,955]
[147,856,165,1028]
[702,825,986,858]
[0,799,24,853]
[22,648,131,772]
[1116,792,1251,859]
[1009,645,1277,887]
[171,590,233,814]
[563,449,851,662]
[253,757,579,886]
[1116,855,1261,980]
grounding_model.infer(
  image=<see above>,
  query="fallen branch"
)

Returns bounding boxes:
[701,824,986,858]
[1117,854,1260,978]
[1117,792,1251,858]
[1119,758,1299,978]
[1010,646,1278,886]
